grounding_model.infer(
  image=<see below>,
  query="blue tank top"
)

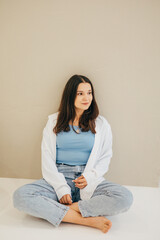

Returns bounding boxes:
[56,125,95,165]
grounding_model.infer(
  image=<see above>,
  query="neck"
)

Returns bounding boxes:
[75,109,84,120]
[70,116,80,126]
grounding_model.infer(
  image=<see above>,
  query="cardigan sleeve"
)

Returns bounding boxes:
[82,118,113,185]
[41,117,71,200]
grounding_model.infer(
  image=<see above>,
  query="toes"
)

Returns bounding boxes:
[103,226,109,233]
[105,221,112,230]
[102,218,112,233]
[109,222,112,228]
[108,224,112,229]
[107,220,112,227]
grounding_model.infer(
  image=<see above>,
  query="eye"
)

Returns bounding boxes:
[77,92,92,95]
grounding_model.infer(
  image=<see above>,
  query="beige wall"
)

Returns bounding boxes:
[0,0,160,187]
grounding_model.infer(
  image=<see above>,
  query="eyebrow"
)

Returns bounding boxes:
[77,90,92,92]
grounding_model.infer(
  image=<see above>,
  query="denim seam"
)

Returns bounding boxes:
[29,194,70,227]
[53,206,70,227]
[39,195,70,226]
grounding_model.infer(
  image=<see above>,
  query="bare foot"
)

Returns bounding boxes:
[88,216,112,233]
[63,204,112,233]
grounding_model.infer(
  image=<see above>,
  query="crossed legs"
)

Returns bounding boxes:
[13,178,133,233]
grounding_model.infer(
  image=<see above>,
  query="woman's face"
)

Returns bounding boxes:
[74,82,93,114]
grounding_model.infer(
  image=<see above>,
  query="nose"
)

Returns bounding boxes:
[83,94,89,101]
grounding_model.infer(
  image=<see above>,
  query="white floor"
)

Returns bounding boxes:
[0,178,160,240]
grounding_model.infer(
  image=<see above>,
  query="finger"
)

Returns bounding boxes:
[72,179,79,183]
[69,196,72,204]
[75,183,86,188]
[75,185,85,189]
[74,179,85,183]
[67,195,72,204]
[77,175,84,179]
[72,176,84,182]
[60,198,64,204]
[62,196,67,204]
[64,195,71,204]
[64,195,68,204]
[75,181,85,185]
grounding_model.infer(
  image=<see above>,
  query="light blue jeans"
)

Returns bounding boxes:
[13,164,133,227]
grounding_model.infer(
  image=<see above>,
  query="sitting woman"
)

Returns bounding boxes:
[13,74,133,233]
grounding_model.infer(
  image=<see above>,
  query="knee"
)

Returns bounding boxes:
[118,186,133,211]
[13,186,27,209]
[107,186,133,216]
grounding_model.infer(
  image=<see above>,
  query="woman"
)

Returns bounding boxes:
[13,74,133,233]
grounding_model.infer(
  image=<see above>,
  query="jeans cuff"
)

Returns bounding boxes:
[52,205,70,227]
[78,200,89,218]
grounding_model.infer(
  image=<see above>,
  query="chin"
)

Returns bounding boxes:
[82,105,90,109]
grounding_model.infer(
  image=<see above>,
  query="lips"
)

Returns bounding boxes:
[82,103,89,105]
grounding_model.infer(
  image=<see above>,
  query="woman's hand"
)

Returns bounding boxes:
[59,194,72,205]
[72,175,87,189]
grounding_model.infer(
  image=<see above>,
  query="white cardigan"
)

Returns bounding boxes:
[41,112,113,201]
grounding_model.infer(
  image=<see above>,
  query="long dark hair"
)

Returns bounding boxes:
[53,74,99,135]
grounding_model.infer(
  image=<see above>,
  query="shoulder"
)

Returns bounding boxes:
[95,114,111,129]
[95,115,112,139]
[43,112,59,129]
[48,112,59,121]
